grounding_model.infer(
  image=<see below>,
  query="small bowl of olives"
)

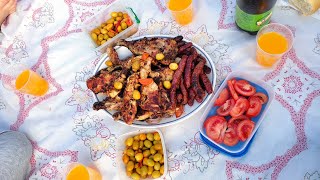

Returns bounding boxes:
[116,129,167,180]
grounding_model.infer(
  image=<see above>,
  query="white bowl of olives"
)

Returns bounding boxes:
[116,129,167,180]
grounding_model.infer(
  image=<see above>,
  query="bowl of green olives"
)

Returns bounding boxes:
[116,129,167,180]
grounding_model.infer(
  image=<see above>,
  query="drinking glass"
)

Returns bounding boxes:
[256,23,294,67]
[1,64,49,96]
[64,163,102,180]
[166,0,193,25]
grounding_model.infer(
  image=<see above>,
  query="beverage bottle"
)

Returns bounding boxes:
[235,0,278,35]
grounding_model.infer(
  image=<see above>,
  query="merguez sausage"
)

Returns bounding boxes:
[200,72,213,94]
[192,60,206,103]
[170,55,188,108]
[178,42,192,53]
[180,78,188,105]
[188,88,196,106]
[184,48,198,88]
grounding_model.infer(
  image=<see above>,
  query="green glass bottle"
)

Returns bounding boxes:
[235,0,278,35]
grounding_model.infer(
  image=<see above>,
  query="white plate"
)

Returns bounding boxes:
[116,129,167,180]
[93,35,217,128]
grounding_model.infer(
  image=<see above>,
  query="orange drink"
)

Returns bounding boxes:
[15,69,49,96]
[256,23,293,67]
[167,0,193,25]
[66,163,102,180]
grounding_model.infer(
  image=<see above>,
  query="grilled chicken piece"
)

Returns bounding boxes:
[93,96,123,111]
[140,57,152,79]
[140,81,161,112]
[149,67,174,81]
[87,69,121,94]
[106,47,133,69]
[116,37,180,65]
[122,73,139,124]
[136,111,154,121]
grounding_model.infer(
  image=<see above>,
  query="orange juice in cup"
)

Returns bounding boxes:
[256,23,293,67]
[66,163,102,180]
[167,0,193,25]
[15,69,49,96]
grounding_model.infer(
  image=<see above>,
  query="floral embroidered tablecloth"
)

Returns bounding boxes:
[0,0,319,179]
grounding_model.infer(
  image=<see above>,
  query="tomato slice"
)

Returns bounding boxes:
[246,96,262,117]
[175,104,184,118]
[214,88,230,106]
[216,99,235,116]
[223,126,239,146]
[234,80,256,97]
[252,92,268,104]
[237,120,255,141]
[228,115,249,129]
[230,97,249,117]
[228,80,239,101]
[203,116,227,144]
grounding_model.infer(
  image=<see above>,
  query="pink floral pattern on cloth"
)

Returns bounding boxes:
[28,141,78,179]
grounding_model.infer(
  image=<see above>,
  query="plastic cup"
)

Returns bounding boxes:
[256,23,294,67]
[1,64,49,96]
[167,0,193,25]
[64,163,102,180]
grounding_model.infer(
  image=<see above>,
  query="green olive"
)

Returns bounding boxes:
[139,133,147,141]
[154,162,161,171]
[132,60,140,72]
[136,167,141,175]
[132,140,139,150]
[153,153,162,162]
[131,172,140,180]
[127,161,134,171]
[143,150,150,157]
[130,156,136,162]
[134,135,140,141]
[147,166,154,175]
[98,34,104,41]
[160,165,164,174]
[126,148,134,157]
[154,132,161,141]
[121,22,128,30]
[154,143,162,151]
[152,170,161,178]
[135,153,143,162]
[144,140,152,148]
[143,158,148,165]
[106,18,115,24]
[147,159,155,167]
[150,146,156,155]
[160,156,164,164]
[123,154,129,164]
[140,165,148,176]
[146,133,154,141]
[91,33,97,41]
[139,141,144,149]
[153,140,161,145]
[125,137,134,146]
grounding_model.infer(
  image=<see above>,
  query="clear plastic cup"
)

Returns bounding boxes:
[64,163,102,180]
[1,64,49,96]
[256,23,294,67]
[166,0,193,25]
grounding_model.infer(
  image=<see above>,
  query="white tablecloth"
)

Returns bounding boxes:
[0,0,320,179]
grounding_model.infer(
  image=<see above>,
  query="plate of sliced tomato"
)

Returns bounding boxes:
[199,71,274,156]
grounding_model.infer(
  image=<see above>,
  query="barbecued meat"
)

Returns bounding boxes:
[139,81,161,112]
[93,96,123,111]
[122,73,139,124]
[116,36,181,65]
[149,67,174,81]
[86,69,126,96]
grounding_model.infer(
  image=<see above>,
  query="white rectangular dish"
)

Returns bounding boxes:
[199,71,275,156]
[116,129,168,180]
